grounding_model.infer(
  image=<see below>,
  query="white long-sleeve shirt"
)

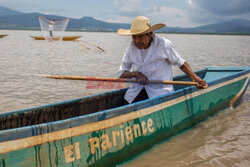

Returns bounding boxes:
[49,24,54,31]
[118,34,185,103]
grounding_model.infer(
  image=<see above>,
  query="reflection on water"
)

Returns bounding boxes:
[0,30,249,166]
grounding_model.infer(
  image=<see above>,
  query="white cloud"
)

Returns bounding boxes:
[146,6,193,27]
[113,0,142,17]
[107,16,133,24]
[186,0,192,6]
[111,1,197,27]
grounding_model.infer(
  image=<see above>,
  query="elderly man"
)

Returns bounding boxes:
[117,16,208,104]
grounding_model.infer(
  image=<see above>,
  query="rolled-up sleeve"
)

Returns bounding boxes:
[162,39,185,68]
[117,49,132,77]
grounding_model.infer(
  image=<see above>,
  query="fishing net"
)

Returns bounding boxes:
[38,16,69,41]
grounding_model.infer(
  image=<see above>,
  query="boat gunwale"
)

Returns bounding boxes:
[0,67,249,142]
[29,36,82,41]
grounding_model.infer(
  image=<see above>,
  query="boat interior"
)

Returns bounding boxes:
[0,68,246,130]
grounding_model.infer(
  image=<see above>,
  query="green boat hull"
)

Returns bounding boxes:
[0,67,249,166]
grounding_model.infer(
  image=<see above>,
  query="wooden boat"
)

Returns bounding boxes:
[30,36,82,41]
[0,34,8,38]
[0,67,249,167]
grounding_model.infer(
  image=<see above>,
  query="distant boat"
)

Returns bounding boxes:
[36,16,82,42]
[0,34,8,38]
[0,66,249,166]
[30,36,82,41]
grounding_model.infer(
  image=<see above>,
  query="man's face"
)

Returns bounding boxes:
[132,32,153,49]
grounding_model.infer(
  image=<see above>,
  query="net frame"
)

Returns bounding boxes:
[38,16,69,41]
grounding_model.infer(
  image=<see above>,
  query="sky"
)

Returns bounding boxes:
[0,0,250,27]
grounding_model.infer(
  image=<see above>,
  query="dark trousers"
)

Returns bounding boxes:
[49,31,53,37]
[124,88,149,105]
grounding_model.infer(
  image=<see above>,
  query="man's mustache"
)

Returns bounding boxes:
[135,43,145,47]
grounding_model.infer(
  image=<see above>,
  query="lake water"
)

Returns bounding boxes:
[0,30,249,166]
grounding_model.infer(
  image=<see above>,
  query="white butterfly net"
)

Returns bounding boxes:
[38,16,69,40]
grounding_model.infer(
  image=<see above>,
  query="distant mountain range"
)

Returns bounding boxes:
[0,6,22,16]
[0,5,250,34]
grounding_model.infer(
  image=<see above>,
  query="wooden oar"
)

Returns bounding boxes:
[46,75,199,86]
[77,40,104,51]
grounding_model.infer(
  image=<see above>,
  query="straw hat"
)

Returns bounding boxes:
[117,16,166,36]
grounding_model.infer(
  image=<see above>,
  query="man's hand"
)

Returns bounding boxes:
[120,71,148,85]
[180,62,208,89]
[133,71,148,85]
[193,77,208,89]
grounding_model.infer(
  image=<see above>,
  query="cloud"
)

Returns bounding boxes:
[146,6,192,27]
[186,0,192,6]
[0,0,71,15]
[187,0,250,24]
[111,0,250,27]
[0,0,37,12]
[112,0,194,27]
[194,0,250,16]
[113,0,142,17]
[106,16,132,24]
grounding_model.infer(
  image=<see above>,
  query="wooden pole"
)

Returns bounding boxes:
[46,75,199,86]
